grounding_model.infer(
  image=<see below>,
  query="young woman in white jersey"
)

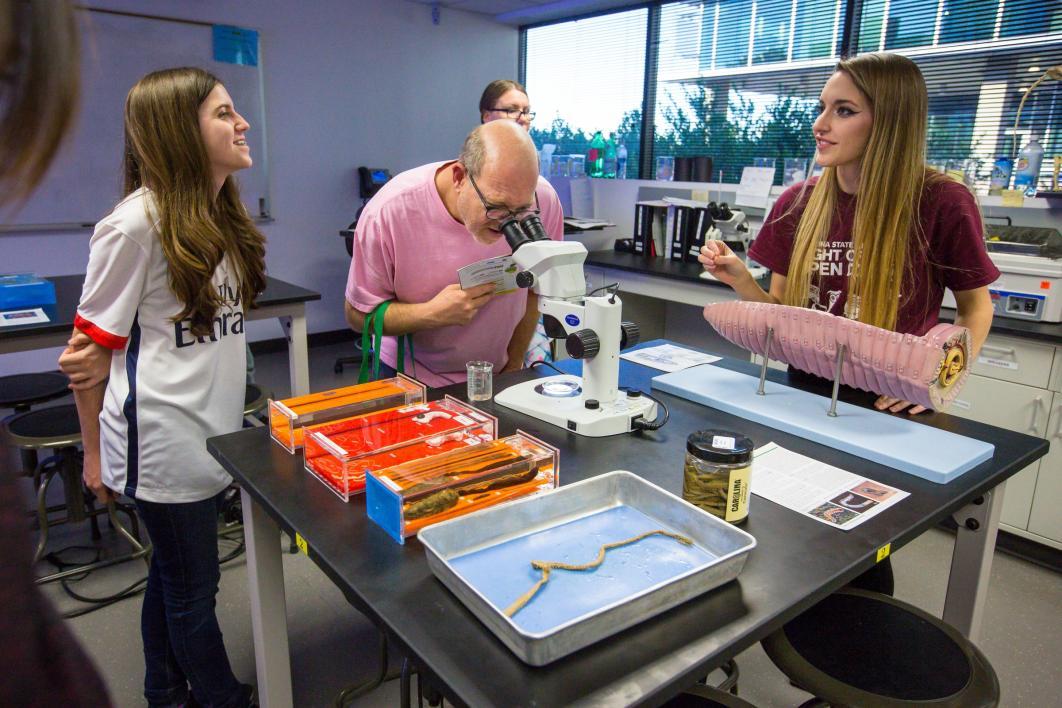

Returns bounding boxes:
[60,67,266,708]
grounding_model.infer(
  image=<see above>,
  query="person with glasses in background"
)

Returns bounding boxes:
[478,79,562,367]
[479,78,536,128]
[344,120,563,386]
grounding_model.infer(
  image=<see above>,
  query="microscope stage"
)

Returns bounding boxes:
[494,375,657,437]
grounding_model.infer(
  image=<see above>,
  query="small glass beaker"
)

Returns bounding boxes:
[569,154,586,178]
[655,156,674,181]
[551,154,571,178]
[466,361,493,401]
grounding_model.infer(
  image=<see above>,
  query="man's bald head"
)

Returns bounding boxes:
[459,120,538,181]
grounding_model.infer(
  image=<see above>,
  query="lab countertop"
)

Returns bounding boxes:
[586,251,1061,345]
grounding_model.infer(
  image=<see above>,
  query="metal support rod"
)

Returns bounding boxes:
[756,327,774,396]
[827,343,846,417]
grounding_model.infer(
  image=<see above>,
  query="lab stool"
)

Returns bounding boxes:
[236,383,300,553]
[0,371,71,411]
[761,588,999,708]
[243,382,270,425]
[0,371,72,475]
[2,404,151,584]
[661,682,757,707]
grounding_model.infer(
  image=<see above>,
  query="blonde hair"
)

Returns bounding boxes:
[783,53,946,331]
[123,67,266,337]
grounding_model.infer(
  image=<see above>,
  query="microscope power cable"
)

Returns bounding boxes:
[624,388,670,431]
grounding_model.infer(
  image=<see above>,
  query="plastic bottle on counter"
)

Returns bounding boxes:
[603,134,617,178]
[1013,134,1044,197]
[616,143,628,179]
[988,157,1013,195]
[588,131,605,178]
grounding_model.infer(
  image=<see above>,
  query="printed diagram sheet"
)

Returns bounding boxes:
[0,307,49,327]
[620,344,721,373]
[752,443,909,530]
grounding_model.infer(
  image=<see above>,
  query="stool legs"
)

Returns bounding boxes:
[30,448,152,584]
[33,457,57,564]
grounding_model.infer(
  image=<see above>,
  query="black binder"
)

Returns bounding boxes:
[670,205,693,262]
[684,207,713,263]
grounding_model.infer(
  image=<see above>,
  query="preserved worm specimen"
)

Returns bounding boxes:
[405,489,460,519]
[702,301,971,411]
[367,433,559,539]
[504,530,694,618]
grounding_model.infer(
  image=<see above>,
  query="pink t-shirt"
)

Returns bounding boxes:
[345,161,564,386]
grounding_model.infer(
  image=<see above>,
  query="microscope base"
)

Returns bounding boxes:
[494,375,657,437]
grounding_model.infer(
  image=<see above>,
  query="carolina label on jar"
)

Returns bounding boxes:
[712,435,736,450]
[725,465,751,522]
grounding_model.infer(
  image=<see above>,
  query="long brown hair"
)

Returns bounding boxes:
[479,79,527,121]
[123,67,266,336]
[0,0,79,208]
[783,53,947,331]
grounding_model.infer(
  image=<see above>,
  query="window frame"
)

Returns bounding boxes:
[519,0,1061,182]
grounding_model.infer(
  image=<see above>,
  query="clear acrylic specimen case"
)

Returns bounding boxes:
[303,395,498,501]
[268,374,425,452]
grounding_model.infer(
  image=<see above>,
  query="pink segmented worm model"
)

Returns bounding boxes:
[702,302,971,412]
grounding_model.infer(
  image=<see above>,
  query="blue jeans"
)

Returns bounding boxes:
[135,492,244,708]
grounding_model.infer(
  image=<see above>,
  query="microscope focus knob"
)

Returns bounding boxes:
[516,271,535,289]
[619,321,640,350]
[566,329,600,359]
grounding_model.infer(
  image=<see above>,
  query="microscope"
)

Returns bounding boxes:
[691,202,765,282]
[492,213,658,436]
[687,201,750,258]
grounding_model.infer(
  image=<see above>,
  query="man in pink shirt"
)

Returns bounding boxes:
[344,120,564,387]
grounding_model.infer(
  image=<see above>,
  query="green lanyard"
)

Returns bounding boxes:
[358,300,415,383]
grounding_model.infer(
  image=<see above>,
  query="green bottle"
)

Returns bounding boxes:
[588,131,605,178]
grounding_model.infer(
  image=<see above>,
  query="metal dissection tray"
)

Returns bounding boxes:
[418,470,756,665]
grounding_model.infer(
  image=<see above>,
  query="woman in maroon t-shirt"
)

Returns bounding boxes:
[699,52,997,415]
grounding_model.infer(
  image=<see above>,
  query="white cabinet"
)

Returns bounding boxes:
[948,333,1060,548]
[950,374,1049,530]
[972,334,1055,389]
[1027,394,1061,546]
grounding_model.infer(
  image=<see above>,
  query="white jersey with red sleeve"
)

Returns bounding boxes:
[76,187,246,503]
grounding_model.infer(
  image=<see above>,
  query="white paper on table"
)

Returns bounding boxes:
[735,166,774,209]
[563,217,613,230]
[751,442,909,531]
[620,344,721,372]
[569,177,594,219]
[0,307,49,327]
[700,266,769,281]
[457,256,519,294]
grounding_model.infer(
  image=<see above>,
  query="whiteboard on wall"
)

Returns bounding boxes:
[7,8,270,229]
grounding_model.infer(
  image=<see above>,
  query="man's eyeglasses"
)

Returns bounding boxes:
[489,107,536,121]
[467,170,540,223]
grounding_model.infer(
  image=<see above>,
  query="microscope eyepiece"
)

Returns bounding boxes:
[519,213,551,242]
[501,217,533,252]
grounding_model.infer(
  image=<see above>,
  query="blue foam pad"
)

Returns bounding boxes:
[448,506,715,634]
[652,366,993,484]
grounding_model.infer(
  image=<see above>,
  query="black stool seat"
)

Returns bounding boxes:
[661,684,756,707]
[762,588,999,707]
[4,404,83,448]
[0,372,70,410]
[244,382,270,417]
